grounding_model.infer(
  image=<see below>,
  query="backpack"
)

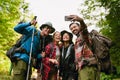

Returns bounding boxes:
[90,29,113,74]
[6,36,23,62]
[6,30,39,62]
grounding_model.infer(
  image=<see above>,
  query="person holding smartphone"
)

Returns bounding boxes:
[67,15,99,80]
[13,18,55,80]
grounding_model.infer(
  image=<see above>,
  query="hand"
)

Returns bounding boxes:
[59,76,62,80]
[30,19,37,26]
[68,15,83,22]
[49,59,54,63]
[49,59,59,65]
[54,59,59,65]
[76,64,79,70]
[41,51,45,58]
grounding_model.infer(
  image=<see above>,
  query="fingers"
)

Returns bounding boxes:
[68,15,83,22]
[33,21,37,26]
[54,60,59,64]
[49,59,55,63]
[31,19,37,26]
[49,59,59,64]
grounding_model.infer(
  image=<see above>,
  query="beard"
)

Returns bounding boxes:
[73,30,79,36]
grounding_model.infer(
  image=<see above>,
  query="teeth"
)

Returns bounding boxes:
[73,31,76,33]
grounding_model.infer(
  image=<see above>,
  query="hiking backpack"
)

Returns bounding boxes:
[6,36,24,62]
[6,30,39,62]
[90,29,113,74]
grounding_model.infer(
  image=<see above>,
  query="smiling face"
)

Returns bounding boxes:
[62,33,70,42]
[69,23,80,36]
[41,26,51,36]
[53,31,61,43]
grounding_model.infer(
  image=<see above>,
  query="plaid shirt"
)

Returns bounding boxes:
[75,29,93,69]
[42,43,60,80]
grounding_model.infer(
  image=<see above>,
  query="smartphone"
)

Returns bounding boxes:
[64,16,72,21]
[33,16,37,20]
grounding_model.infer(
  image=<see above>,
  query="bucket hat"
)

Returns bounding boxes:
[61,30,73,44]
[40,22,55,33]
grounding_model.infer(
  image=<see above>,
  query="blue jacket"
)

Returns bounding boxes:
[14,22,42,63]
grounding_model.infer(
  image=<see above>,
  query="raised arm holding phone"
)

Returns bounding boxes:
[12,16,55,80]
[68,15,100,80]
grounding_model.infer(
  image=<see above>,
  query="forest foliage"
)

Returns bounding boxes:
[0,0,120,79]
[0,0,30,75]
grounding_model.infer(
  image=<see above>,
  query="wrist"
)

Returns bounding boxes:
[78,18,83,23]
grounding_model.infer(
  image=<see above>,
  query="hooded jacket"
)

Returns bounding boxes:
[14,22,42,63]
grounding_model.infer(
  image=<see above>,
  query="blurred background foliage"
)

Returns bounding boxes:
[0,0,32,79]
[79,0,120,79]
[0,0,120,80]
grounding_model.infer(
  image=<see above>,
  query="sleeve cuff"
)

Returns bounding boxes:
[37,54,42,59]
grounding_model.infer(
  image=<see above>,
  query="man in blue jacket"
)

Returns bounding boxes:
[12,19,55,80]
